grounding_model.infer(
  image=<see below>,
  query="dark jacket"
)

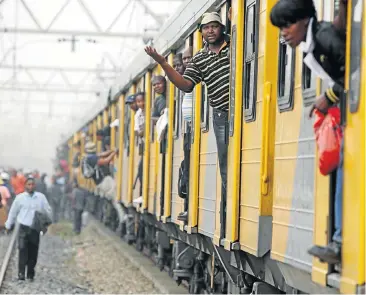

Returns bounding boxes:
[31,211,52,233]
[72,152,80,168]
[72,187,86,211]
[152,94,166,117]
[35,179,47,196]
[309,21,346,104]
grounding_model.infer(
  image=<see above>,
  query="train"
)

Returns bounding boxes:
[63,0,365,293]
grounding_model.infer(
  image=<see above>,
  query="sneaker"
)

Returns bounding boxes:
[18,273,25,281]
[177,212,188,222]
[308,241,341,264]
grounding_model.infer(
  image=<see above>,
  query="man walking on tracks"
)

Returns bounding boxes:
[5,176,52,281]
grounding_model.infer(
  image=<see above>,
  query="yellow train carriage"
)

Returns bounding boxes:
[146,66,161,216]
[67,0,365,293]
[169,38,192,227]
[341,0,365,292]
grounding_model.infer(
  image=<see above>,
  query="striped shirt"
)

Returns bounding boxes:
[183,41,230,111]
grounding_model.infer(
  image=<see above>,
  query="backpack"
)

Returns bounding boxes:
[178,160,188,199]
[81,156,103,180]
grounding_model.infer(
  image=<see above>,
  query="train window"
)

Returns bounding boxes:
[150,86,156,142]
[243,0,259,122]
[191,91,196,144]
[277,37,296,112]
[301,61,317,107]
[115,102,120,149]
[333,0,340,17]
[226,1,232,34]
[201,83,209,132]
[229,25,236,137]
[173,87,181,139]
[124,107,131,156]
[349,0,362,113]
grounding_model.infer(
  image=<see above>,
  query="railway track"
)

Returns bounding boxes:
[0,223,19,290]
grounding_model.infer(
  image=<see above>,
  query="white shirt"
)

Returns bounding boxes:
[181,92,193,122]
[300,17,335,88]
[5,191,52,229]
[134,108,145,132]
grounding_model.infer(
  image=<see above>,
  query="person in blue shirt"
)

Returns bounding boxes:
[5,176,52,281]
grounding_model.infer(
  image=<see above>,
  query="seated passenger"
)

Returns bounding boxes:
[173,49,193,223]
[270,0,347,264]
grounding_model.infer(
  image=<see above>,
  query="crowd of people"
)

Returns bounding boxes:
[144,0,347,265]
[0,0,349,281]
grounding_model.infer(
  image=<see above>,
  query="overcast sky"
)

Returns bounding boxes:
[0,0,183,174]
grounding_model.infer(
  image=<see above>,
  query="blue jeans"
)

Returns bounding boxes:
[332,139,343,244]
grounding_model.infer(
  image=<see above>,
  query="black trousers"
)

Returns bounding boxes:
[73,209,83,234]
[18,225,40,278]
[183,126,191,212]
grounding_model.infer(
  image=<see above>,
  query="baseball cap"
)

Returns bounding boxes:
[125,94,136,104]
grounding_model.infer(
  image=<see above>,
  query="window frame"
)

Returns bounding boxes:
[301,59,317,107]
[150,84,156,143]
[200,83,210,133]
[349,0,363,113]
[229,25,237,136]
[173,87,181,139]
[191,90,196,144]
[277,37,296,112]
[115,101,120,149]
[124,106,131,156]
[242,0,260,123]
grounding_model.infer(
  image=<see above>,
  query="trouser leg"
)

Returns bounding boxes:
[74,209,82,233]
[106,200,113,225]
[112,199,125,224]
[183,145,190,213]
[26,231,39,279]
[333,139,344,244]
[138,158,143,197]
[18,227,28,276]
[183,128,191,213]
[212,109,228,239]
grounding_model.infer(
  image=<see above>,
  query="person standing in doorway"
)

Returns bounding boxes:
[145,12,230,238]
[5,176,52,281]
[270,0,347,263]
[172,49,193,222]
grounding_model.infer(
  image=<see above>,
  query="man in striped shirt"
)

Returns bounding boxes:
[145,12,230,238]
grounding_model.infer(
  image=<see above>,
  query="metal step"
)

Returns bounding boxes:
[327,273,341,290]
